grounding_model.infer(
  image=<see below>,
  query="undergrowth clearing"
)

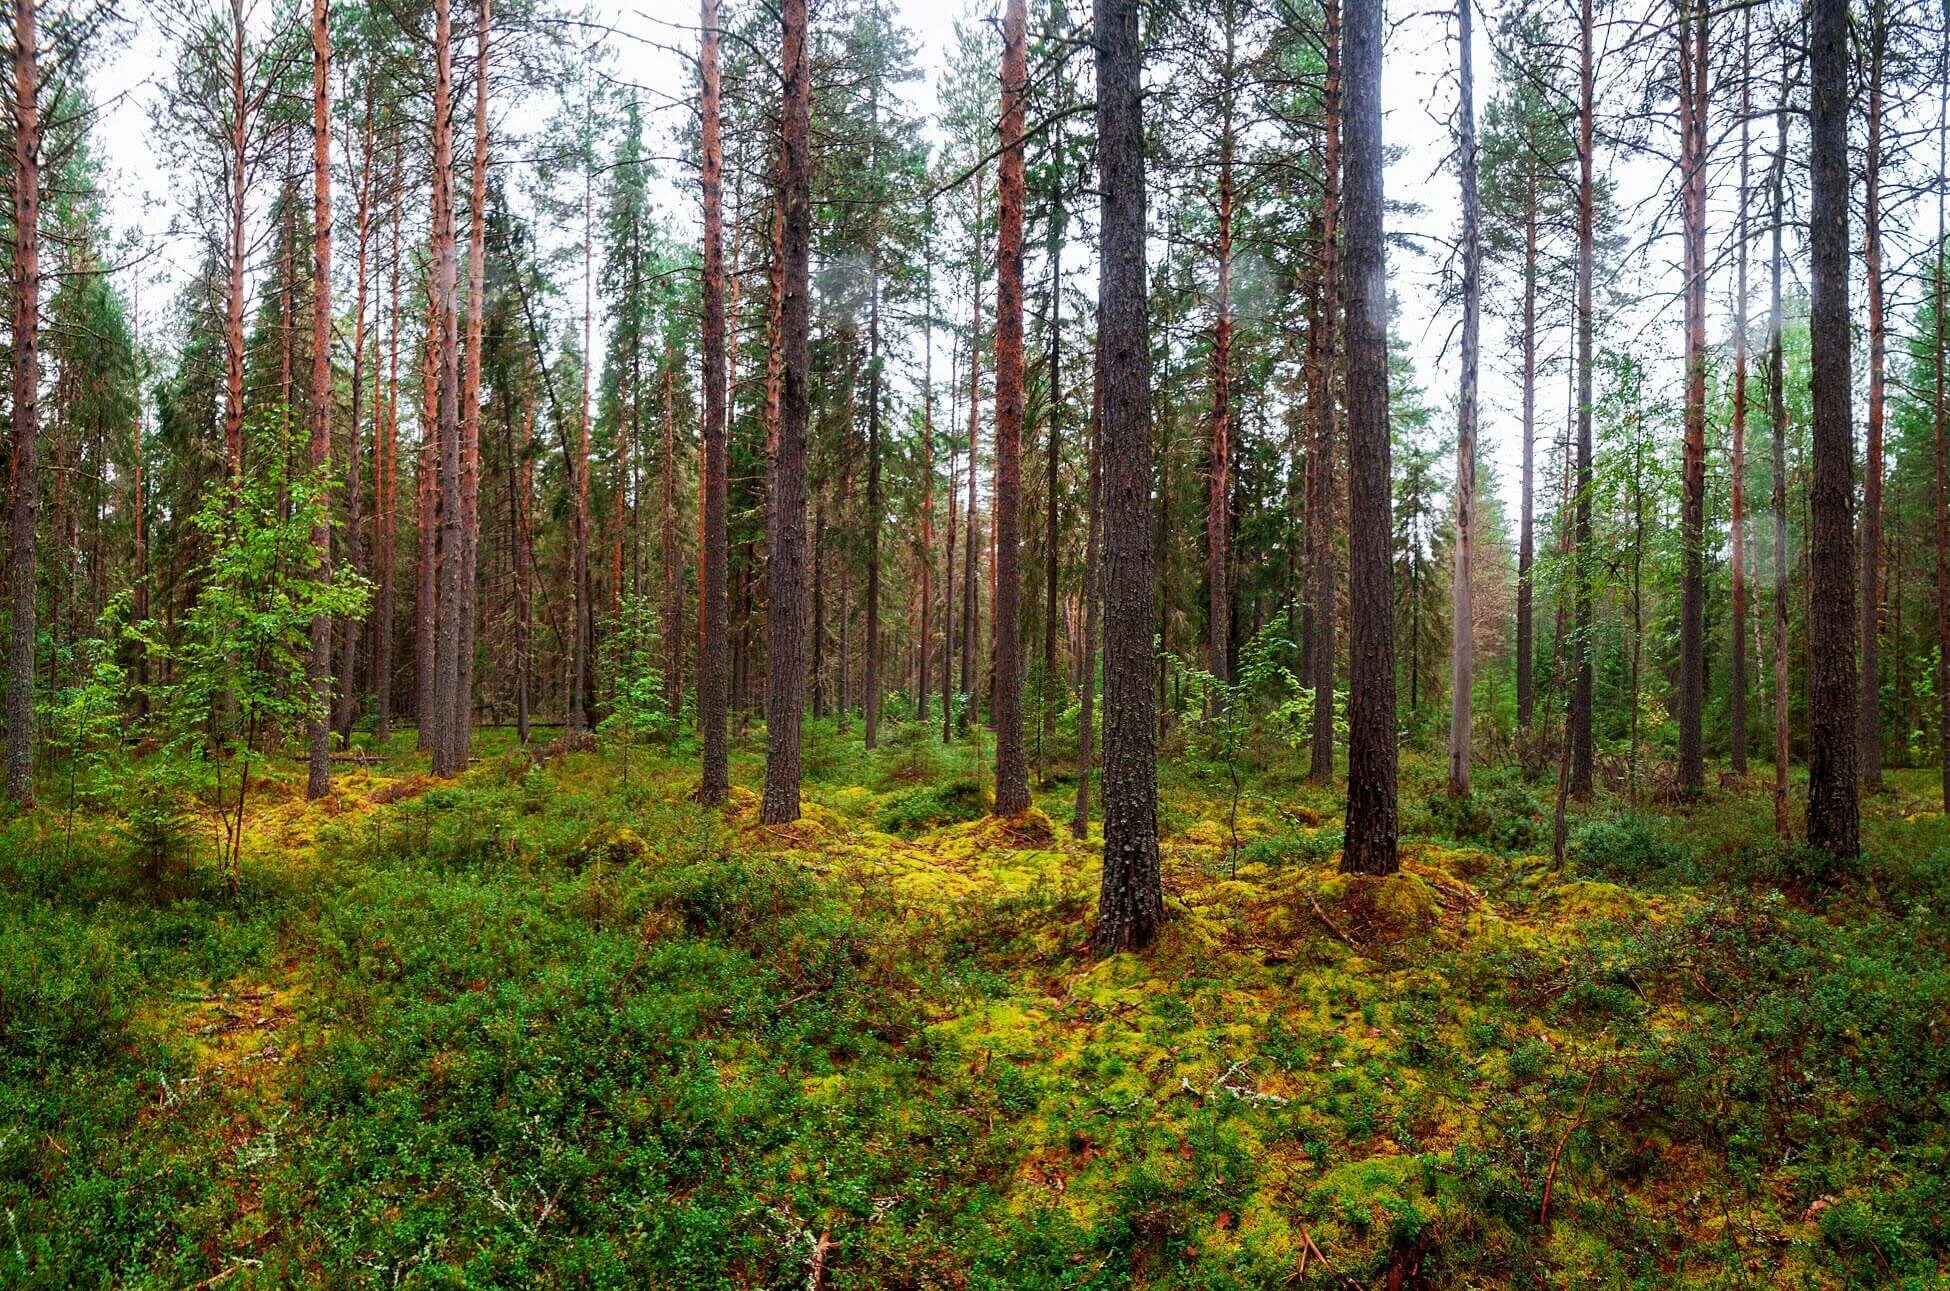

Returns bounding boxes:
[3,723,1947,1287]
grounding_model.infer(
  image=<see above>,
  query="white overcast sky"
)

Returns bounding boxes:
[92,0,1944,528]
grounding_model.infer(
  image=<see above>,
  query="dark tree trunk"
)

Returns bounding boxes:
[1074,331,1104,840]
[1675,0,1707,796]
[5,0,39,803]
[429,0,466,777]
[306,0,334,799]
[1729,15,1751,776]
[1091,0,1163,953]
[1339,0,1397,875]
[1858,0,1887,789]
[1516,175,1537,734]
[374,201,402,743]
[336,94,378,749]
[1570,0,1595,798]
[761,0,812,824]
[1935,65,1947,811]
[450,0,491,772]
[1206,4,1236,695]
[1769,67,1791,837]
[1805,0,1858,857]
[698,0,730,803]
[1307,0,1341,785]
[1448,0,1478,798]
[991,0,1030,815]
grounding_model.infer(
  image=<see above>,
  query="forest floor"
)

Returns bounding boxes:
[3,721,1948,1288]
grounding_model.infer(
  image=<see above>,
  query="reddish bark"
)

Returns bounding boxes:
[5,0,39,802]
[697,0,729,803]
[990,0,1030,815]
[306,0,334,800]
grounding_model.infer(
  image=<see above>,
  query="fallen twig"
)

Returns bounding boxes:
[1306,891,1361,951]
[1539,1061,1606,1228]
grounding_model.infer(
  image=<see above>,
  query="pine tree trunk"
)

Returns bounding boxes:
[1074,331,1104,840]
[1448,0,1478,799]
[761,0,813,824]
[429,0,466,777]
[1729,18,1751,777]
[5,0,39,804]
[1516,175,1537,734]
[661,364,682,713]
[1935,67,1948,812]
[1040,170,1063,781]
[336,94,377,748]
[223,0,247,477]
[864,278,884,749]
[1769,70,1791,838]
[307,0,335,800]
[918,259,935,727]
[1858,0,1886,790]
[568,147,594,733]
[1806,0,1858,858]
[1091,0,1162,953]
[1206,5,1235,697]
[698,0,730,802]
[415,314,439,749]
[1571,0,1595,799]
[1307,0,1341,785]
[963,228,983,725]
[1340,0,1397,875]
[374,199,402,743]
[450,0,490,771]
[990,0,1031,815]
[1675,0,1708,796]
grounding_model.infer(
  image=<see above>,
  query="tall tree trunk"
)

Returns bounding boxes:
[1448,0,1478,799]
[698,0,730,804]
[415,303,438,748]
[1516,171,1537,734]
[1307,0,1341,785]
[375,200,402,742]
[306,0,334,800]
[223,0,247,477]
[1091,0,1162,952]
[1570,0,1595,798]
[661,363,682,712]
[1806,0,1858,857]
[568,136,593,732]
[514,397,534,742]
[336,93,378,747]
[944,332,958,742]
[1935,58,1947,811]
[1206,3,1236,696]
[962,228,983,724]
[1040,163,1063,780]
[1769,68,1791,838]
[1675,0,1708,796]
[450,0,490,771]
[5,0,39,803]
[429,0,466,777]
[918,256,935,727]
[1074,330,1104,840]
[1729,14,1751,776]
[991,0,1030,815]
[864,277,884,748]
[761,0,812,824]
[1858,0,1886,789]
[1340,0,1397,875]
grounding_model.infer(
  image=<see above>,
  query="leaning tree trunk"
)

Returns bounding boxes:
[1090,0,1163,953]
[1340,0,1398,875]
[1806,0,1858,858]
[761,0,813,824]
[990,0,1031,815]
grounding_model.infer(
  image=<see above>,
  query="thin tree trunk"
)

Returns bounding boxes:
[223,0,248,476]
[991,0,1030,814]
[963,228,983,724]
[1729,14,1751,776]
[1516,172,1537,734]
[944,331,959,742]
[1340,0,1397,875]
[1307,0,1341,785]
[1858,0,1886,789]
[1806,0,1858,857]
[918,254,935,727]
[761,0,812,824]
[1091,0,1162,953]
[1935,59,1948,811]
[375,199,402,742]
[1675,0,1708,796]
[451,0,491,770]
[568,131,593,733]
[1448,0,1478,799]
[1206,2,1236,697]
[1570,0,1595,798]
[1040,163,1063,780]
[698,0,729,803]
[5,0,39,803]
[306,0,335,799]
[429,0,466,776]
[1074,330,1104,840]
[864,276,883,748]
[336,92,378,747]
[1769,66,1791,838]
[415,300,439,748]
[661,363,682,712]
